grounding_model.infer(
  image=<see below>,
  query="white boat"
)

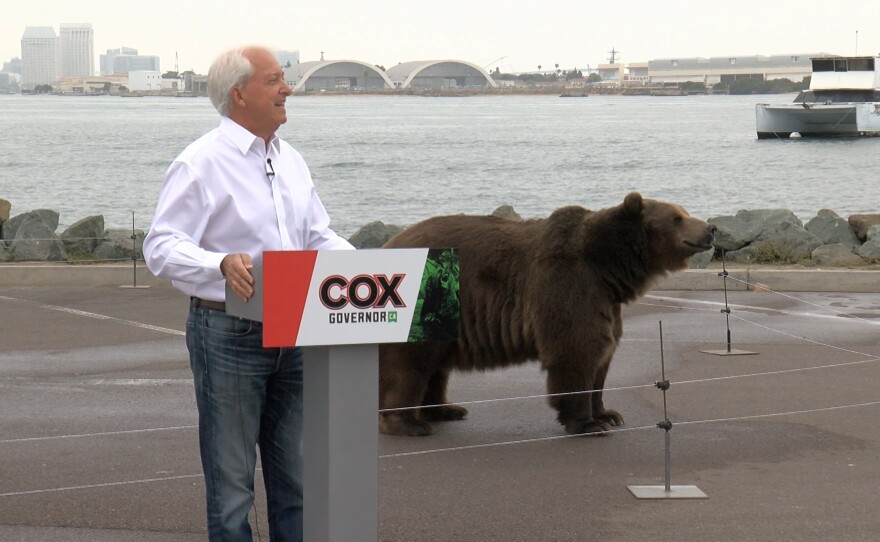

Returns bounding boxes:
[756,56,880,139]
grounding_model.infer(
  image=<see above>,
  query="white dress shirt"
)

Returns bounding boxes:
[144,116,354,301]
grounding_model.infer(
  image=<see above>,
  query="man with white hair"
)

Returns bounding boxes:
[144,45,353,541]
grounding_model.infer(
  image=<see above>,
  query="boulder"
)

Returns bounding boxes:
[848,213,880,242]
[491,205,522,221]
[722,247,755,264]
[805,209,859,247]
[856,224,880,260]
[811,244,864,267]
[735,208,803,228]
[708,215,763,252]
[2,209,60,242]
[752,221,822,262]
[0,198,10,223]
[0,241,10,262]
[713,209,817,263]
[93,228,145,260]
[9,215,67,261]
[61,215,104,256]
[348,221,405,249]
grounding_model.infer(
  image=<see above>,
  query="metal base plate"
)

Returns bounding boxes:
[627,485,708,499]
[700,348,757,356]
[119,285,152,289]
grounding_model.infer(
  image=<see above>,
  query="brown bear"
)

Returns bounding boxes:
[379,192,716,436]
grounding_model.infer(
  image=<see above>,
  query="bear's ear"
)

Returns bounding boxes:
[623,192,643,216]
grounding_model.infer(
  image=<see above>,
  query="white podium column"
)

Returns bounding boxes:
[303,344,378,542]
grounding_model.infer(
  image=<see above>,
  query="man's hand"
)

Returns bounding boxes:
[221,253,254,302]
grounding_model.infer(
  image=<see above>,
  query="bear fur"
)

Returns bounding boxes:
[379,192,716,436]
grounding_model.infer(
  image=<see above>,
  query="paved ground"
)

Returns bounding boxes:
[2,277,880,541]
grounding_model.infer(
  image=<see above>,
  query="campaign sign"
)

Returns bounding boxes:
[251,248,458,347]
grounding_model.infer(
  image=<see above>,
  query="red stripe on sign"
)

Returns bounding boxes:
[263,250,318,347]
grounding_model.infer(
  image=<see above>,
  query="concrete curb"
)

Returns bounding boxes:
[2,264,880,293]
[0,263,167,287]
[655,268,880,292]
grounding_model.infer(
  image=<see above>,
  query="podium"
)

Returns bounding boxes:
[227,248,459,542]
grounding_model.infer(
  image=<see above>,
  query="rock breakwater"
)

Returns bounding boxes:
[2,198,880,268]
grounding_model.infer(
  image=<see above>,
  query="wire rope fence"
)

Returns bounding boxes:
[378,274,880,459]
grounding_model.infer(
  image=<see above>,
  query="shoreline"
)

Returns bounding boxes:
[9,86,773,99]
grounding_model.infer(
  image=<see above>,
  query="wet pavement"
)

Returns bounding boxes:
[2,279,880,541]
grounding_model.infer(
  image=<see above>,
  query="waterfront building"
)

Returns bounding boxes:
[59,23,94,77]
[285,60,394,91]
[183,72,208,94]
[386,60,498,89]
[647,54,830,86]
[596,63,624,85]
[56,74,127,93]
[626,62,649,86]
[20,26,60,89]
[128,70,162,91]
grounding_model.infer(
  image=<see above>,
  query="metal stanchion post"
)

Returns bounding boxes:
[119,211,150,289]
[628,321,707,500]
[701,251,755,356]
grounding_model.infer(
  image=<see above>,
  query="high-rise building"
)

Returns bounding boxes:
[2,57,22,74]
[276,50,300,69]
[100,47,137,75]
[100,47,161,75]
[20,26,60,89]
[59,23,94,77]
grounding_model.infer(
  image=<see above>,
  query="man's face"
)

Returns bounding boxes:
[234,48,292,139]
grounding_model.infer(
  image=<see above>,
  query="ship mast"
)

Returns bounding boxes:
[607,47,620,64]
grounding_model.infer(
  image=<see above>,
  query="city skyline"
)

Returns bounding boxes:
[2,1,879,75]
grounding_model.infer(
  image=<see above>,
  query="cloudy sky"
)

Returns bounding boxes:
[3,0,878,74]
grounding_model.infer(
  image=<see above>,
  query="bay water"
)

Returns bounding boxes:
[2,93,879,238]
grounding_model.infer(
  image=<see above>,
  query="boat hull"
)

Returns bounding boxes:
[756,102,880,138]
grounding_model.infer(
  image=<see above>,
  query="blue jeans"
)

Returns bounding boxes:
[186,301,303,542]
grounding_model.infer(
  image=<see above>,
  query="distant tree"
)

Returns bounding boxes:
[102,82,111,93]
[679,81,706,91]
[161,71,179,79]
[375,64,386,71]
[726,77,807,95]
[537,64,542,72]
[587,73,601,83]
[118,85,129,93]
[285,61,292,68]
[34,84,52,93]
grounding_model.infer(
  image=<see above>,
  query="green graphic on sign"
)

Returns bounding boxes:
[406,248,460,342]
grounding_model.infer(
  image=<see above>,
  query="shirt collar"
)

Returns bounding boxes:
[219,116,281,156]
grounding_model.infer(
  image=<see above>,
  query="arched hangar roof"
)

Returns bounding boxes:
[285,60,393,92]
[386,60,498,88]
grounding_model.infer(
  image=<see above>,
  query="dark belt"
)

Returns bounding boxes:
[192,297,226,312]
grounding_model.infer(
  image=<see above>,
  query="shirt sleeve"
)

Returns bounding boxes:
[143,160,227,283]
